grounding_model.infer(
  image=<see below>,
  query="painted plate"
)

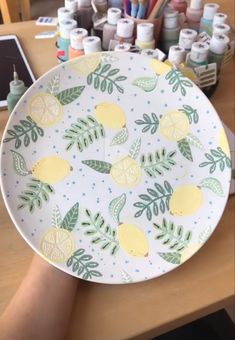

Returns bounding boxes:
[0,52,231,284]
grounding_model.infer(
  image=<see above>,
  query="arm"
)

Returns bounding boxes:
[0,255,78,340]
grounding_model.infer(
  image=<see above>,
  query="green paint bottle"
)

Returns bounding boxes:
[208,33,230,77]
[7,65,28,113]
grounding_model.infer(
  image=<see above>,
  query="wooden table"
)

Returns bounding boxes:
[0,2,234,338]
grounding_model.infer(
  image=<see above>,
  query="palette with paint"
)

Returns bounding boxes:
[0,52,231,284]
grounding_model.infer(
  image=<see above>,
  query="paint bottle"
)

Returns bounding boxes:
[160,8,180,53]
[108,0,123,10]
[114,43,132,51]
[186,41,210,68]
[77,0,93,30]
[169,0,187,14]
[208,33,229,76]
[93,0,108,14]
[83,36,102,54]
[7,65,28,113]
[103,8,122,50]
[199,3,219,35]
[186,0,203,31]
[58,7,74,24]
[114,18,135,44]
[69,28,88,59]
[213,23,230,37]
[178,28,198,52]
[213,12,227,26]
[168,45,186,65]
[58,19,77,61]
[135,23,155,50]
[65,0,79,22]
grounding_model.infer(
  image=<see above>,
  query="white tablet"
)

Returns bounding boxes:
[0,35,35,109]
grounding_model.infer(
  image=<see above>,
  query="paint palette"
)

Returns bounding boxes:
[0,52,231,284]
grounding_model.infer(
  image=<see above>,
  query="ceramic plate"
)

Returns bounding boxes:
[1,52,231,284]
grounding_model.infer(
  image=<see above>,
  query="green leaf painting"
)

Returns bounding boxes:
[67,248,102,280]
[109,193,126,224]
[63,115,105,152]
[186,133,204,151]
[51,205,62,228]
[135,113,159,134]
[17,178,54,213]
[140,149,176,178]
[158,252,181,264]
[199,226,212,244]
[61,203,79,231]
[132,77,157,92]
[11,150,30,176]
[81,209,119,255]
[111,127,129,146]
[56,86,85,105]
[199,147,231,173]
[165,69,193,96]
[200,177,225,197]
[82,160,112,174]
[87,63,127,94]
[153,218,192,252]
[177,138,193,161]
[179,105,199,124]
[121,270,133,283]
[129,138,141,159]
[134,181,173,221]
[3,116,44,149]
[46,74,60,95]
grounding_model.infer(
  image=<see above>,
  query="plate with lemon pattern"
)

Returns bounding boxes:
[0,52,231,284]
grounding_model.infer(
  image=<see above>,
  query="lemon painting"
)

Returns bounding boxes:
[0,52,231,284]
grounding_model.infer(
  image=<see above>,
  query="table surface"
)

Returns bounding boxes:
[0,1,234,338]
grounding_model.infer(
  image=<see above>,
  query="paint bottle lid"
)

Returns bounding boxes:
[168,45,185,65]
[190,41,210,62]
[213,13,227,25]
[163,8,179,29]
[116,18,134,38]
[65,0,78,12]
[83,36,102,53]
[137,23,154,42]
[60,19,77,38]
[107,8,121,25]
[210,33,229,54]
[202,3,219,20]
[70,28,88,49]
[57,7,74,23]
[141,49,159,59]
[189,0,203,10]
[213,23,230,36]
[114,43,132,51]
[78,0,92,7]
[179,28,198,50]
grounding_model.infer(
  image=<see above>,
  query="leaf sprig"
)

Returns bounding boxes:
[140,149,177,178]
[3,116,44,149]
[199,147,231,173]
[81,209,120,255]
[153,218,192,252]
[179,105,199,124]
[67,248,102,280]
[165,69,193,96]
[63,115,105,152]
[134,181,173,221]
[135,113,159,134]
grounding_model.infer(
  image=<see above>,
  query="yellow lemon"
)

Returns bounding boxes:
[169,185,203,216]
[32,155,72,184]
[180,243,202,263]
[95,102,126,129]
[28,93,63,128]
[117,223,149,257]
[69,53,101,76]
[150,59,172,75]
[40,228,75,263]
[110,156,142,188]
[160,110,190,141]
[219,128,230,156]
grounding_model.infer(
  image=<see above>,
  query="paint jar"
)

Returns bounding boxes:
[103,8,122,50]
[168,45,186,65]
[178,28,198,52]
[160,8,180,53]
[169,0,187,14]
[208,33,230,76]
[83,36,102,54]
[199,3,219,36]
[186,0,203,31]
[212,13,228,26]
[115,18,135,44]
[77,0,93,30]
[186,41,210,68]
[69,28,88,59]
[135,23,155,49]
[58,19,77,61]
[93,0,108,13]
[114,42,132,51]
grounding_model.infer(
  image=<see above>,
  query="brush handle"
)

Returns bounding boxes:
[148,0,167,19]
